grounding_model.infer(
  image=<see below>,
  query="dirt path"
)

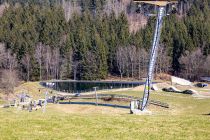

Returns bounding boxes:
[50,104,128,115]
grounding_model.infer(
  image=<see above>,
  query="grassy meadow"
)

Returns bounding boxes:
[0,82,210,140]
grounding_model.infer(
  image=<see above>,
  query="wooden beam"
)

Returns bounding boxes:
[133,0,178,6]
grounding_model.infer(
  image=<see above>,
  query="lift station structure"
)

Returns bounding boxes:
[133,0,178,111]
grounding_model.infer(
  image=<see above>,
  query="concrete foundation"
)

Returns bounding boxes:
[130,100,152,115]
[131,109,152,115]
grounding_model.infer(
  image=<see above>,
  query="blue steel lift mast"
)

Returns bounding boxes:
[141,6,165,111]
[133,0,178,111]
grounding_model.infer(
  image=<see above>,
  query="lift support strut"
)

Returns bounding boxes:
[140,7,166,111]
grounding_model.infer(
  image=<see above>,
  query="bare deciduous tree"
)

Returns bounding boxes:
[62,0,81,21]
[117,46,150,80]
[127,12,147,33]
[104,0,129,17]
[60,49,73,79]
[35,43,43,81]
[0,43,6,67]
[0,46,17,72]
[180,48,205,80]
[71,61,79,80]
[127,45,136,78]
[136,48,149,80]
[155,45,171,75]
[203,55,210,76]
[116,46,126,80]
[22,53,31,81]
[0,70,19,94]
[52,47,60,79]
[43,45,51,80]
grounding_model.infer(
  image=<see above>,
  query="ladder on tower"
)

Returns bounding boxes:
[140,6,166,111]
[132,0,178,111]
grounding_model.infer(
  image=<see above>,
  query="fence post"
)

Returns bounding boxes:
[93,87,98,106]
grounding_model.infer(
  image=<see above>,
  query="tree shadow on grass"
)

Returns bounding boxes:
[203,113,210,116]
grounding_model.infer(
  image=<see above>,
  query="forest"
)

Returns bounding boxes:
[0,0,209,85]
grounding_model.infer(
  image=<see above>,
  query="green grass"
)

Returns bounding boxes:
[14,82,52,99]
[0,107,210,140]
[0,95,6,105]
[1,84,210,140]
[0,100,5,105]
[99,90,210,115]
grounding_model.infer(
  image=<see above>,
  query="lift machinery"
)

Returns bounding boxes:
[133,0,178,111]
